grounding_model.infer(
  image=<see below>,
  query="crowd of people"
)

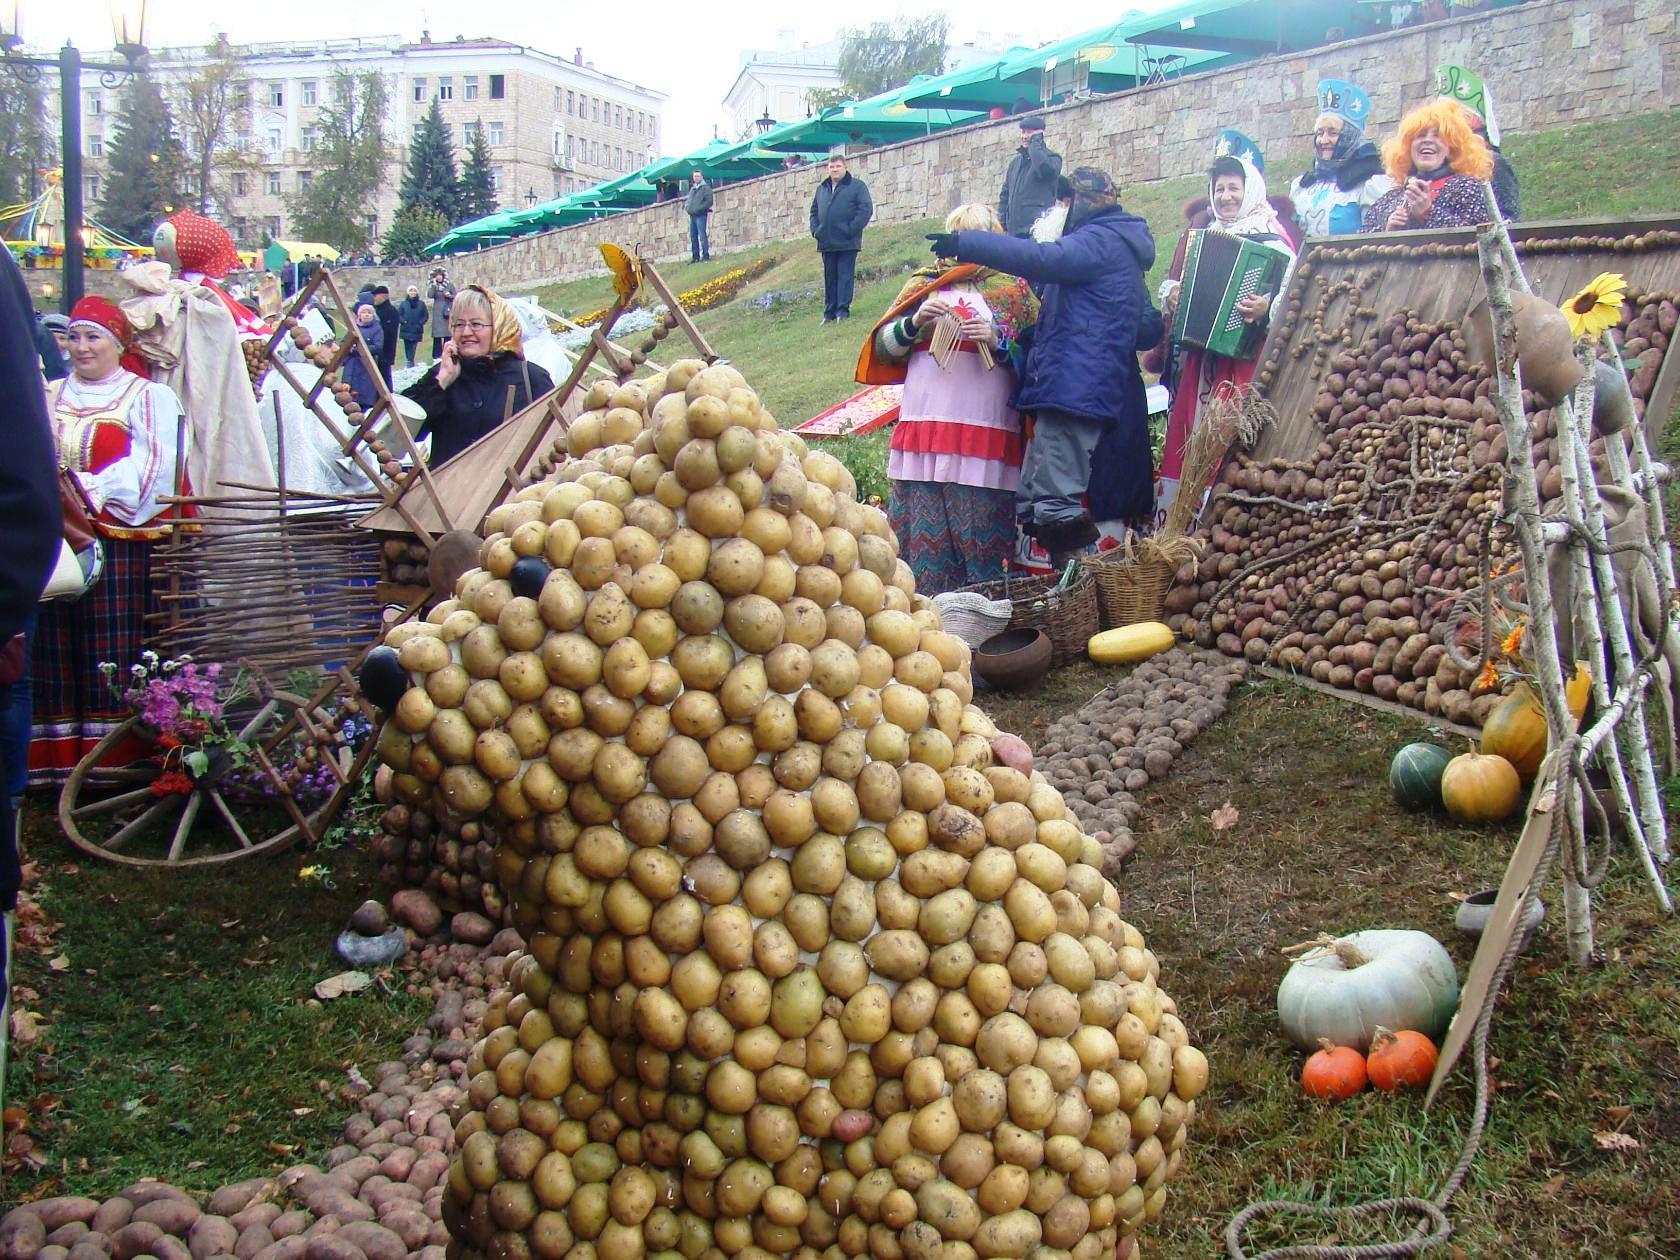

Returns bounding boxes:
[864,67,1517,592]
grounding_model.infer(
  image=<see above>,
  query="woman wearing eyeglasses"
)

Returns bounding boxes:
[401,286,556,466]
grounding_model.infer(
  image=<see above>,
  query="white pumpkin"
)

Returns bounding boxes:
[1276,929,1459,1052]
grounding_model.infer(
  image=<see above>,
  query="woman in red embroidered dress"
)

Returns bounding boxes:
[30,298,188,784]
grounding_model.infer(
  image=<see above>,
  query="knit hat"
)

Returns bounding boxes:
[69,296,133,348]
[1068,168,1116,200]
[1435,64,1501,146]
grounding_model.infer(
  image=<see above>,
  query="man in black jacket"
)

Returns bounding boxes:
[685,172,714,263]
[809,155,873,323]
[371,285,400,387]
[999,115,1062,237]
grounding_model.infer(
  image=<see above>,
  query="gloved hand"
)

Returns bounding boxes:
[926,232,959,259]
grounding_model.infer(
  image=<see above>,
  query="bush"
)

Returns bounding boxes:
[827,430,890,507]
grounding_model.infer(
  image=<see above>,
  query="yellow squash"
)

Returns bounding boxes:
[1089,621,1175,665]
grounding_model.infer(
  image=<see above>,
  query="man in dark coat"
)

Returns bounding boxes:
[396,285,429,367]
[928,167,1155,562]
[685,171,715,263]
[0,250,63,1001]
[371,285,400,387]
[998,115,1062,237]
[809,155,873,323]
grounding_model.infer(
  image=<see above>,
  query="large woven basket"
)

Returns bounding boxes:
[1083,535,1204,629]
[1084,551,1178,629]
[957,571,1099,668]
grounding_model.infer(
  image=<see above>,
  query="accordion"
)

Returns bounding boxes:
[1170,229,1289,360]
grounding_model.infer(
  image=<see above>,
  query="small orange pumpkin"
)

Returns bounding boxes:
[1441,752,1523,823]
[1564,662,1592,722]
[1302,1039,1367,1100]
[1480,683,1547,779]
[1365,1027,1438,1091]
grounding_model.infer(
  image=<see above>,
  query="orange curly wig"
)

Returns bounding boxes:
[1382,99,1494,185]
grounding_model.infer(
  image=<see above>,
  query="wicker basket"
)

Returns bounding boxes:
[957,571,1100,668]
[1084,551,1179,629]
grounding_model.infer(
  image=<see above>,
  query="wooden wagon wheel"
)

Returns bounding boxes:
[57,690,376,868]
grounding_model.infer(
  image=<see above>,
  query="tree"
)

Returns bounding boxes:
[382,207,447,262]
[398,98,461,223]
[0,76,54,209]
[175,36,261,217]
[803,86,851,116]
[101,75,188,244]
[836,14,949,99]
[458,121,498,222]
[288,70,390,254]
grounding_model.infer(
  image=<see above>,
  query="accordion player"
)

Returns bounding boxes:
[1169,228,1290,360]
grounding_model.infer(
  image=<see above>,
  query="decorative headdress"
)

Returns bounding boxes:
[1434,64,1501,146]
[1212,129,1264,175]
[69,295,133,347]
[1317,79,1372,132]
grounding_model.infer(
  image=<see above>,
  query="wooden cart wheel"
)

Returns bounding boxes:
[57,693,375,868]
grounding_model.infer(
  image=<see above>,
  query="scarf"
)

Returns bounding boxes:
[1308,115,1364,182]
[461,284,526,358]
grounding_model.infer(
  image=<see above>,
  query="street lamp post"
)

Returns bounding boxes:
[1,1,149,312]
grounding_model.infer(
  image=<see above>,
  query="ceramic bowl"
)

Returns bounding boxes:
[975,627,1052,692]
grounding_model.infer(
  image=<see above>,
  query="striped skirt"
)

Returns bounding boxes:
[29,538,159,788]
[889,480,1018,598]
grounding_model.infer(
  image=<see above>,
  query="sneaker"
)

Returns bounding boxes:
[836,310,851,321]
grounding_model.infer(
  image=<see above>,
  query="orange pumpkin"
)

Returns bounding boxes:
[1480,683,1547,779]
[1366,1027,1438,1091]
[1302,1039,1367,1100]
[1441,752,1523,824]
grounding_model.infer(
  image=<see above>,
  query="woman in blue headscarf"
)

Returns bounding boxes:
[1289,79,1396,238]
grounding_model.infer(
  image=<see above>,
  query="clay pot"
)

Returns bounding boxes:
[975,627,1052,692]
[1463,291,1584,406]
[1454,888,1545,952]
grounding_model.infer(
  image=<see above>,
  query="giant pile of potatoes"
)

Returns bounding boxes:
[368,359,1207,1260]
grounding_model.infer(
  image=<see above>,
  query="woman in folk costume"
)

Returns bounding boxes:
[1363,99,1495,232]
[1434,64,1519,220]
[1152,131,1298,530]
[30,299,188,785]
[1288,79,1395,238]
[856,203,1038,592]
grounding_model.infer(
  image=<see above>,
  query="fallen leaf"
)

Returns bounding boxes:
[9,1010,40,1045]
[313,970,373,1001]
[1541,1172,1567,1196]
[1209,802,1240,832]
[290,1106,314,1117]
[59,864,78,875]
[1605,1105,1633,1126]
[1593,1131,1641,1152]
[47,955,69,972]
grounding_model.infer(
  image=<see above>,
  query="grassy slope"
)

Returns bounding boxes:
[6,110,1680,1245]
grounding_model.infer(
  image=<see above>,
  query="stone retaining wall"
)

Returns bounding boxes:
[409,0,1670,295]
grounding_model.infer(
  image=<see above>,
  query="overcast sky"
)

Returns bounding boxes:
[25,1,1176,152]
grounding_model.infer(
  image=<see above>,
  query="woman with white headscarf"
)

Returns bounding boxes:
[1151,131,1297,530]
[31,298,188,784]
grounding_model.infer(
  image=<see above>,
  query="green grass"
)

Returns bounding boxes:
[1504,112,1680,222]
[4,819,428,1198]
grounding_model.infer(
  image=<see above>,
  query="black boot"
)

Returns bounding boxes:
[1033,513,1098,563]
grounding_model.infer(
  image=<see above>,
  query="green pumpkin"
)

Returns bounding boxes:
[1389,742,1452,811]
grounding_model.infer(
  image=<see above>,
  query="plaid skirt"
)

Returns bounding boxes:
[29,538,159,788]
[889,479,1017,597]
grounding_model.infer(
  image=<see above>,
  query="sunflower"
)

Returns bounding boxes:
[1562,272,1628,340]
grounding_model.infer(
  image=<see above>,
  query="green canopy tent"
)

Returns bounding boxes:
[901,21,1235,113]
[569,172,660,209]
[640,140,743,184]
[1121,0,1384,56]
[759,87,984,154]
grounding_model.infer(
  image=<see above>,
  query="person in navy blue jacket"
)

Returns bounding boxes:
[810,155,873,323]
[0,249,63,995]
[927,167,1155,562]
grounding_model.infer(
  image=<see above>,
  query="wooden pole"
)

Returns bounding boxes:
[1475,220,1596,962]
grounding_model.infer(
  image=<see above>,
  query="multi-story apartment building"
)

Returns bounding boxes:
[71,31,665,247]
